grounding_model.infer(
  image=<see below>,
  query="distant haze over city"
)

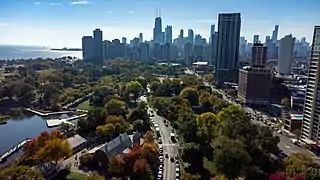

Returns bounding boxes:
[0,0,320,47]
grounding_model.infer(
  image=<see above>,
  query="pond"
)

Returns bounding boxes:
[0,113,76,167]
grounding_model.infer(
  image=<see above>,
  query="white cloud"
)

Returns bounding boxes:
[49,2,62,6]
[106,11,114,14]
[126,10,134,14]
[34,1,41,5]
[0,23,12,27]
[70,1,89,5]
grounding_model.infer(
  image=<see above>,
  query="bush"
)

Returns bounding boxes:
[79,153,93,166]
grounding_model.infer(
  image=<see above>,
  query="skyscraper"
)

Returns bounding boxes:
[253,35,260,44]
[93,29,103,65]
[139,33,143,43]
[265,36,270,44]
[165,25,172,44]
[188,29,194,43]
[302,26,320,141]
[122,37,127,44]
[272,25,279,43]
[82,36,94,62]
[251,43,267,67]
[179,29,184,39]
[184,42,193,66]
[215,13,241,87]
[278,34,294,75]
[153,16,162,43]
[210,25,215,36]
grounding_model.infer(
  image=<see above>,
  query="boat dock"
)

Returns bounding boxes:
[0,139,31,163]
[46,114,87,127]
[24,108,71,117]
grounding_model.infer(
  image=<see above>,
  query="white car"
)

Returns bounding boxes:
[175,167,180,173]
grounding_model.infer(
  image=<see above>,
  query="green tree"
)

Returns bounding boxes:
[226,89,237,99]
[105,99,127,115]
[126,81,143,101]
[108,156,124,177]
[0,166,45,180]
[96,123,116,140]
[180,87,199,106]
[284,153,314,177]
[212,136,252,179]
[196,112,218,144]
[132,120,144,132]
[105,115,131,134]
[79,153,93,166]
[180,172,201,180]
[36,138,72,164]
[143,131,155,144]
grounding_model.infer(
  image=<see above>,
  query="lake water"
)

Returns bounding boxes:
[0,45,82,60]
[0,114,76,167]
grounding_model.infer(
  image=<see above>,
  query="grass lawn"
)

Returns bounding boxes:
[77,100,91,110]
[67,171,86,180]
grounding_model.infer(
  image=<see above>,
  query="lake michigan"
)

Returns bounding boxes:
[0,45,82,60]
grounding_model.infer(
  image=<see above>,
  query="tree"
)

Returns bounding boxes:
[36,138,72,164]
[212,136,252,179]
[180,173,201,180]
[131,158,153,180]
[199,92,212,113]
[84,107,108,132]
[108,156,124,177]
[175,108,198,143]
[226,89,237,99]
[0,166,45,180]
[132,120,144,132]
[105,99,127,116]
[105,115,130,134]
[281,97,291,109]
[96,123,116,140]
[79,153,93,166]
[196,112,218,143]
[211,174,227,180]
[143,131,155,144]
[180,87,199,106]
[126,81,143,101]
[85,172,105,180]
[284,153,314,177]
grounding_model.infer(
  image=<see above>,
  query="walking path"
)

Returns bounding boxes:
[0,138,31,163]
[24,108,71,117]
[46,114,87,127]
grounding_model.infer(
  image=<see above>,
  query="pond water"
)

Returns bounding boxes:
[0,113,76,167]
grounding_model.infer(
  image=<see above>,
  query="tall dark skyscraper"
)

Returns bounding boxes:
[253,35,259,43]
[122,37,127,44]
[153,14,162,43]
[210,25,215,36]
[93,28,103,65]
[139,33,143,43]
[165,25,172,44]
[179,29,184,39]
[215,13,241,87]
[187,29,194,43]
[272,25,279,43]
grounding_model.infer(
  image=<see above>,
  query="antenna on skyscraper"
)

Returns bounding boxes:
[159,8,161,17]
[156,8,158,18]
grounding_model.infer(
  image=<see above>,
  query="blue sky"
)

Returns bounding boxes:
[0,0,319,47]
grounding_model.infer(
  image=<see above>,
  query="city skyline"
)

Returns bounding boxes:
[0,0,320,47]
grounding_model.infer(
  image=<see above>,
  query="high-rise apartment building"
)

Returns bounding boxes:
[184,42,193,66]
[165,25,172,44]
[102,40,111,60]
[278,34,295,75]
[265,36,270,44]
[188,29,194,43]
[93,29,103,65]
[210,32,218,65]
[272,25,279,43]
[82,36,94,62]
[251,43,267,67]
[139,43,149,62]
[302,26,320,141]
[215,13,241,87]
[253,35,260,44]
